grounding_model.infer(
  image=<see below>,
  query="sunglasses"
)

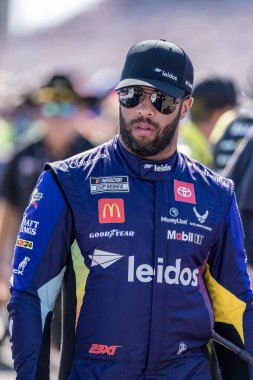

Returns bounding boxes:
[40,102,78,118]
[118,86,189,115]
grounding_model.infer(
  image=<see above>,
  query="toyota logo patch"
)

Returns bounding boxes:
[177,186,192,198]
[174,180,196,204]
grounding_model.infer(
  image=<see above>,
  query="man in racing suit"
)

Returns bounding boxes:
[8,40,253,380]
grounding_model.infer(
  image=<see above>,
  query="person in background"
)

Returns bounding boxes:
[210,104,253,173]
[179,76,238,169]
[7,40,253,380]
[0,73,93,350]
[210,64,253,173]
[72,67,120,146]
[223,125,253,285]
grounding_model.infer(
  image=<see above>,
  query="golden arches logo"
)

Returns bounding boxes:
[98,198,125,224]
[102,203,121,219]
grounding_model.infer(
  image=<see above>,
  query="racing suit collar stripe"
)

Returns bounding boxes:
[114,136,178,181]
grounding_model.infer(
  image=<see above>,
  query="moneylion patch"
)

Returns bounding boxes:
[90,176,129,194]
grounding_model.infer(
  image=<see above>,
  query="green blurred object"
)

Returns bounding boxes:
[0,118,14,160]
[178,119,214,168]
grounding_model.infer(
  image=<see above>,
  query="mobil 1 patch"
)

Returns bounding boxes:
[90,176,130,194]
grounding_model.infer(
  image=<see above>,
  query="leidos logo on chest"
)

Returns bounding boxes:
[128,257,198,286]
[89,250,199,287]
[98,199,125,223]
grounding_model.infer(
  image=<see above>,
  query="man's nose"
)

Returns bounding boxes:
[136,95,155,117]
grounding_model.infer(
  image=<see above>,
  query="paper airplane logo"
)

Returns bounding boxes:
[88,249,124,269]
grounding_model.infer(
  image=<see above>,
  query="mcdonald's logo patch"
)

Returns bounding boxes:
[98,199,125,224]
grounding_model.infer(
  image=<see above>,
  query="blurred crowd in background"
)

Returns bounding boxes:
[1,1,253,377]
[0,69,120,360]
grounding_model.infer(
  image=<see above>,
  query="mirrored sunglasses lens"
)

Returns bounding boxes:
[118,87,177,114]
[119,87,141,108]
[160,98,176,114]
[151,92,175,114]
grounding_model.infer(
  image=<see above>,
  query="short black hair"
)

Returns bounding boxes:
[191,76,237,123]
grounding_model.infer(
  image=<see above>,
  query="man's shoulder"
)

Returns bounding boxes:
[43,138,116,212]
[46,138,114,175]
[178,153,234,195]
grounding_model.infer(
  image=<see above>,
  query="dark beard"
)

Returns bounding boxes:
[119,105,182,157]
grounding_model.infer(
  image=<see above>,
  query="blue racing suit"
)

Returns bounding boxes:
[8,136,253,380]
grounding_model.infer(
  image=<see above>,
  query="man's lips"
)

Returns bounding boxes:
[133,122,155,136]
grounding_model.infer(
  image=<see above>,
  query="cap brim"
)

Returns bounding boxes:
[115,77,185,98]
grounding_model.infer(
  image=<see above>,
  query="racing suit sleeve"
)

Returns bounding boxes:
[7,169,74,380]
[204,193,253,380]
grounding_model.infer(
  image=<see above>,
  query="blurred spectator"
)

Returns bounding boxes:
[210,107,253,172]
[3,96,40,140]
[73,89,119,146]
[223,126,253,284]
[73,67,120,145]
[210,63,253,172]
[0,73,93,213]
[0,73,94,349]
[0,89,52,187]
[179,75,238,169]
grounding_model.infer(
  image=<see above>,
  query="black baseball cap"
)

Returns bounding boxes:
[192,76,237,109]
[115,39,194,98]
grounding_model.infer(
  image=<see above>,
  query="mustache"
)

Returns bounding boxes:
[128,116,160,129]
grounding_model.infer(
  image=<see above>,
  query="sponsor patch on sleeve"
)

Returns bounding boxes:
[16,238,34,250]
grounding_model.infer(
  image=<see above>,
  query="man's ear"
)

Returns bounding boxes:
[180,97,194,120]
